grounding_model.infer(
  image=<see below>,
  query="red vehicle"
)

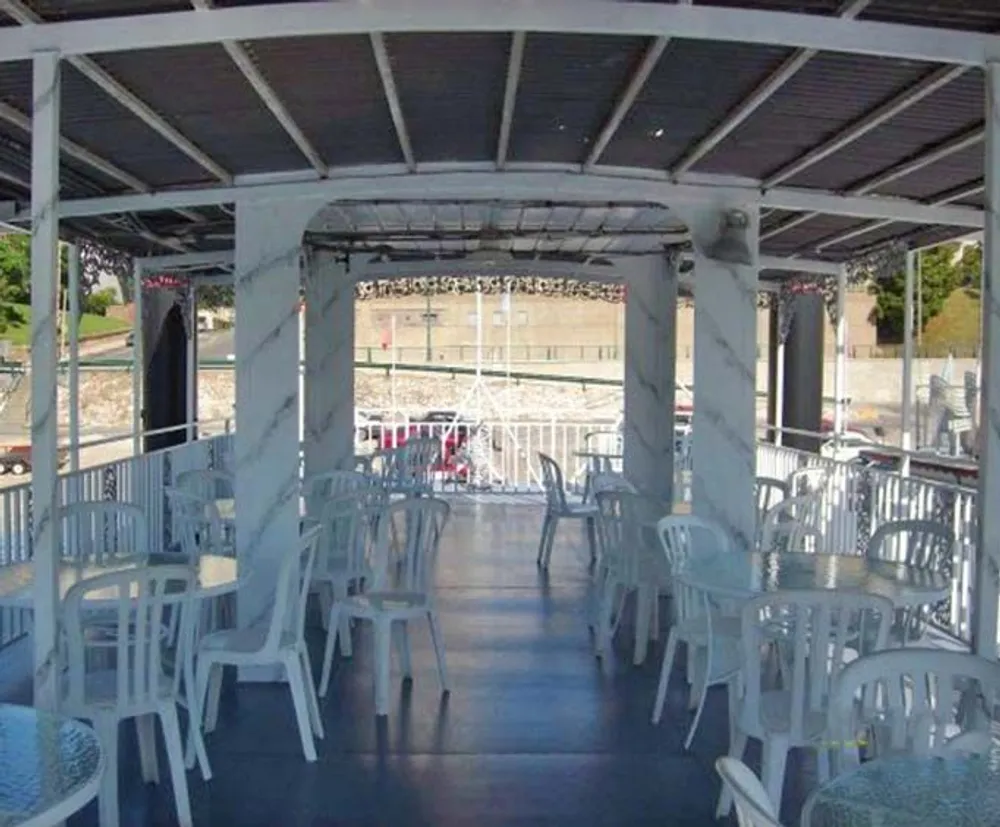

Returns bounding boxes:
[0,445,70,475]
[365,411,484,483]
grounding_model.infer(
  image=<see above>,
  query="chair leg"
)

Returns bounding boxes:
[594,574,618,658]
[543,516,560,568]
[319,603,343,698]
[585,516,597,562]
[715,728,750,819]
[299,645,324,739]
[395,621,413,679]
[135,713,160,784]
[333,580,352,657]
[318,582,333,631]
[94,715,120,827]
[651,628,679,724]
[684,656,713,751]
[760,735,790,817]
[649,593,660,641]
[159,705,194,827]
[633,584,654,666]
[428,610,450,693]
[204,662,224,733]
[373,617,393,716]
[536,513,553,567]
[284,652,318,762]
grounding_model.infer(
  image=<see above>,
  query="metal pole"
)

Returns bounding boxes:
[29,50,61,710]
[833,266,848,449]
[131,260,143,457]
[424,290,432,363]
[916,248,923,350]
[972,61,1000,657]
[901,249,916,467]
[475,286,483,424]
[186,285,197,441]
[505,288,512,392]
[67,245,80,473]
[390,313,397,425]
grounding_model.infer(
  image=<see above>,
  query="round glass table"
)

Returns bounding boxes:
[803,752,1000,827]
[0,704,103,827]
[681,548,949,608]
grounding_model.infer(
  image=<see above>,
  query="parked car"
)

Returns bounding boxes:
[0,445,69,475]
[361,410,488,482]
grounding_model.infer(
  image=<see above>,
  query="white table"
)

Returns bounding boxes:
[0,553,239,609]
[681,549,949,609]
[803,751,1000,827]
[0,704,103,827]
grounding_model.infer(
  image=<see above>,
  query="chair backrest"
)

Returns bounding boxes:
[761,521,825,554]
[787,467,828,498]
[828,648,1000,768]
[60,501,149,562]
[656,514,732,571]
[175,468,234,501]
[538,452,569,512]
[303,469,382,517]
[370,496,450,596]
[759,494,822,551]
[263,522,323,653]
[165,486,225,557]
[61,564,195,713]
[315,492,375,582]
[381,437,441,494]
[755,477,788,523]
[741,590,893,743]
[715,757,783,827]
[866,519,954,574]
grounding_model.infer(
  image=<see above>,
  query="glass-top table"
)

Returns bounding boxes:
[681,548,949,608]
[0,704,103,827]
[803,751,1000,827]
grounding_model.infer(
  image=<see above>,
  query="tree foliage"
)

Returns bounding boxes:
[869,241,982,342]
[79,238,132,302]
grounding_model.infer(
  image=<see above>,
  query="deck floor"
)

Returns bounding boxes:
[4,499,821,826]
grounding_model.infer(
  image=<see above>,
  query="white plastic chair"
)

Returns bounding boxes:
[537,452,598,568]
[165,486,227,558]
[175,469,235,543]
[314,492,377,659]
[60,501,149,562]
[718,589,893,818]
[318,496,451,717]
[380,437,441,497]
[758,494,823,553]
[59,564,199,827]
[302,469,383,517]
[761,521,825,555]
[193,522,324,761]
[652,515,740,747]
[755,477,788,528]
[592,490,670,664]
[826,648,1000,771]
[715,757,784,827]
[787,467,829,498]
[866,519,954,643]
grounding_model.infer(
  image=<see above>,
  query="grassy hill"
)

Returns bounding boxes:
[920,288,981,354]
[1,303,130,347]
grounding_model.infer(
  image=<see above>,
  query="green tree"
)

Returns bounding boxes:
[82,286,119,316]
[869,241,973,342]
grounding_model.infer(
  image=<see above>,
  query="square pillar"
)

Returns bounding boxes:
[690,207,760,551]
[234,200,304,679]
[622,252,679,504]
[30,50,62,708]
[303,248,356,479]
[973,62,1000,657]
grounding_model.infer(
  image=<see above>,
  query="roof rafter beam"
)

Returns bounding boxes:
[584,35,670,170]
[369,32,415,172]
[0,98,204,224]
[190,0,327,176]
[0,0,231,184]
[0,3,996,67]
[496,31,526,170]
[762,123,985,242]
[813,180,985,251]
[763,63,968,188]
[671,0,872,175]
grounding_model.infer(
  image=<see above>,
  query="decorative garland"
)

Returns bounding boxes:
[354,275,626,303]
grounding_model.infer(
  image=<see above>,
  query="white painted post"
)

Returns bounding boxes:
[973,61,1000,658]
[833,265,848,448]
[131,260,143,456]
[67,245,80,473]
[901,249,915,475]
[186,285,197,441]
[30,50,62,709]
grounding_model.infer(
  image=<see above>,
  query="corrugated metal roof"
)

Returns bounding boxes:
[508,33,647,164]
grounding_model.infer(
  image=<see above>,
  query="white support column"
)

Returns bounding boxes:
[131,260,143,456]
[303,248,356,481]
[622,252,679,504]
[186,286,197,440]
[67,244,80,473]
[833,266,849,447]
[901,248,916,457]
[30,50,61,709]
[690,206,760,551]
[234,198,316,680]
[973,61,1000,658]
